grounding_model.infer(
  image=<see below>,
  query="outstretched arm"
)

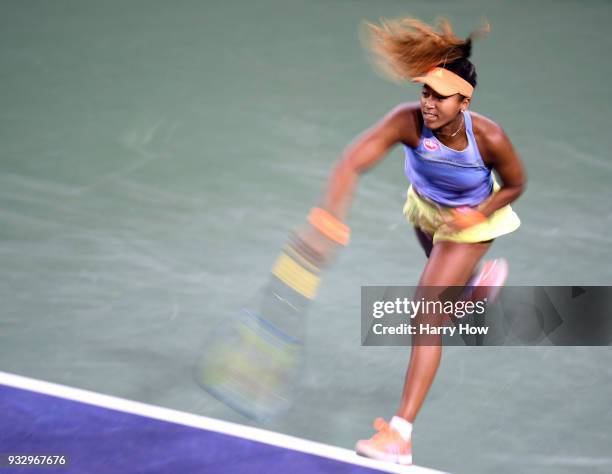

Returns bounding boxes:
[295,104,418,260]
[320,104,419,221]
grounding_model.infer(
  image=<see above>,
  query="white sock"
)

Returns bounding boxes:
[390,416,412,441]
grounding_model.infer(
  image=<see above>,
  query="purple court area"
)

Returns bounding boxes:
[0,384,391,474]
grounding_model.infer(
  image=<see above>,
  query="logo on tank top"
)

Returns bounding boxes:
[423,138,439,152]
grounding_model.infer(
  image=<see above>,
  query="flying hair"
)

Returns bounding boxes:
[362,17,490,82]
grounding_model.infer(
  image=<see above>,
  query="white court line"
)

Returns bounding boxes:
[0,371,448,474]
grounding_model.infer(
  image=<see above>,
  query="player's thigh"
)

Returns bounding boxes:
[418,240,492,287]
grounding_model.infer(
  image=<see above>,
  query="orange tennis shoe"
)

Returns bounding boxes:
[355,418,412,465]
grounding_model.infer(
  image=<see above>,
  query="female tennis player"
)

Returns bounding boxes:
[299,17,525,465]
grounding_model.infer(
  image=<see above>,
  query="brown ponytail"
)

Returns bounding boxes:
[362,17,490,82]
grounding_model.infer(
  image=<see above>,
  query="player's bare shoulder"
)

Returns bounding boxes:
[469,111,511,162]
[384,102,420,148]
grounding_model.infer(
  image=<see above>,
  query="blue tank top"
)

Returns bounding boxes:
[403,111,493,207]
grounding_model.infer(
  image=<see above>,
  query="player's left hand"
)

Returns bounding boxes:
[439,206,487,231]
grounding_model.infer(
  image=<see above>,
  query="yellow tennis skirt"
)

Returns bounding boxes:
[403,184,521,244]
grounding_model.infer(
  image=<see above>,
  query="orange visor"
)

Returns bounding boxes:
[412,67,474,98]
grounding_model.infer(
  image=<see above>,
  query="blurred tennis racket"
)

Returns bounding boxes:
[194,213,345,421]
